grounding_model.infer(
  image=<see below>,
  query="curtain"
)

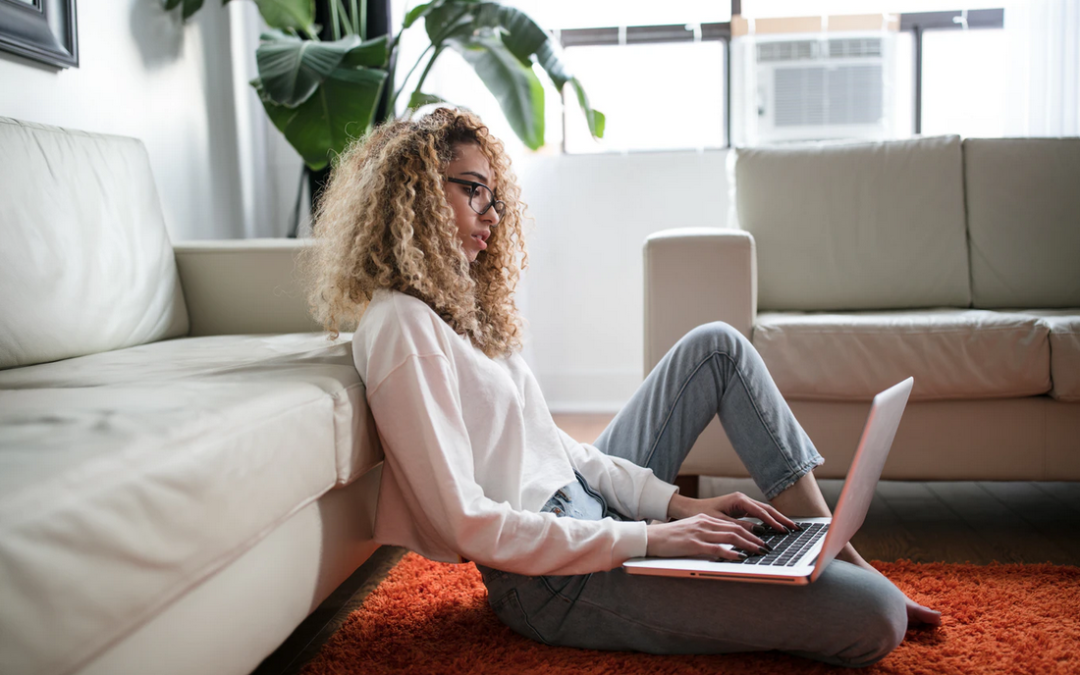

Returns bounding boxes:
[1003,0,1080,136]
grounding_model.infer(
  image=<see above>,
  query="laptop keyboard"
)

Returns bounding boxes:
[736,522,829,567]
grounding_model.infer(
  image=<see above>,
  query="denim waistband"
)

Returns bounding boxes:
[541,470,625,521]
[477,473,625,588]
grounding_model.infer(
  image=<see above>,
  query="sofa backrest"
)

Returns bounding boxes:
[731,135,971,312]
[964,138,1080,308]
[0,118,189,370]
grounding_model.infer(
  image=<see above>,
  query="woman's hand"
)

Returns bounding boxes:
[667,491,801,535]
[645,514,772,560]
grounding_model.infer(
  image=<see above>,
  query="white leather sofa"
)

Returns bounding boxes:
[645,135,1080,483]
[0,118,383,675]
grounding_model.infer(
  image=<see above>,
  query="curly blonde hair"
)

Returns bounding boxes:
[301,107,529,359]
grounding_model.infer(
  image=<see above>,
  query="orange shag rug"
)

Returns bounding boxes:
[300,553,1080,675]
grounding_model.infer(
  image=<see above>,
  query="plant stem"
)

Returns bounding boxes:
[411,45,442,101]
[335,0,356,36]
[388,43,434,114]
[329,0,341,40]
[359,0,367,41]
[339,0,357,35]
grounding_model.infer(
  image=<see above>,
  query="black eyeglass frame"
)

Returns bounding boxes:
[446,177,507,218]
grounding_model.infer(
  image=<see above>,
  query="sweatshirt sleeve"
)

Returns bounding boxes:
[558,427,678,523]
[367,352,652,576]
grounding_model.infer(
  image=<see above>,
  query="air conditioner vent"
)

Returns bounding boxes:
[757,40,816,62]
[828,37,882,58]
[774,64,883,127]
[736,32,893,145]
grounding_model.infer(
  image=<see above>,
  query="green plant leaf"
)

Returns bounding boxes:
[256,33,363,107]
[340,35,390,68]
[249,0,316,32]
[424,2,477,45]
[403,2,434,28]
[253,65,388,170]
[407,91,447,109]
[425,3,543,64]
[570,78,605,139]
[422,2,603,142]
[533,40,605,139]
[160,0,205,20]
[481,4,546,64]
[450,34,544,149]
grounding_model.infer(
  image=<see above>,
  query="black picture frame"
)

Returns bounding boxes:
[0,0,78,69]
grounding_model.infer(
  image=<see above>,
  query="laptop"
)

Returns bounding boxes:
[623,377,913,585]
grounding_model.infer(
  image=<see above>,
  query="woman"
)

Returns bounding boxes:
[304,107,940,667]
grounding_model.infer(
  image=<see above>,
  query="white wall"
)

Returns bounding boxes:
[516,149,733,412]
[0,0,244,242]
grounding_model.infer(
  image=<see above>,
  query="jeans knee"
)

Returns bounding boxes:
[685,321,747,355]
[837,580,907,668]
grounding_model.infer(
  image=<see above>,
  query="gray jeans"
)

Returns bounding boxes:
[476,322,907,668]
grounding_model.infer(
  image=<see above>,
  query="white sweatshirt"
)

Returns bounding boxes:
[351,288,678,577]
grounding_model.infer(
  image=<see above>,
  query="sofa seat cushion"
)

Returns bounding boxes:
[0,333,380,485]
[1015,310,1080,402]
[0,334,380,675]
[753,309,1051,402]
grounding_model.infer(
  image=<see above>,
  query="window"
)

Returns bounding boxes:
[539,1,732,153]
[919,26,1008,137]
[391,1,1010,152]
[563,39,727,153]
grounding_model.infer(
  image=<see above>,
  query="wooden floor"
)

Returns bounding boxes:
[251,412,1080,675]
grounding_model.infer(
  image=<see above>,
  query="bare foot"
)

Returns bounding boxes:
[837,544,942,628]
[905,597,943,627]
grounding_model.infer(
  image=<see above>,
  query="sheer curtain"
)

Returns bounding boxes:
[1003,0,1080,136]
[227,1,301,238]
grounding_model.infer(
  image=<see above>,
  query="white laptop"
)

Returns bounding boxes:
[623,377,913,586]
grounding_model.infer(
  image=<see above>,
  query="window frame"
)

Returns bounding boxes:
[900,9,1005,134]
[551,4,1006,152]
[556,22,734,154]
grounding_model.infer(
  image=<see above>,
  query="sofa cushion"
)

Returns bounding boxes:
[0,334,380,675]
[964,138,1080,308]
[731,135,970,311]
[0,333,380,486]
[1015,310,1080,402]
[753,309,1050,401]
[0,118,189,370]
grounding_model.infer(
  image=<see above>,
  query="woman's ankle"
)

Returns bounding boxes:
[837,542,880,574]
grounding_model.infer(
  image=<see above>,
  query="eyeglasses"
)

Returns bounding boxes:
[447,177,506,218]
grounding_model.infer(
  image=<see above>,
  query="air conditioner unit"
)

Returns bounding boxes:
[732,32,898,145]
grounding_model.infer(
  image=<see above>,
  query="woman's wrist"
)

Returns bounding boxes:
[666,492,698,520]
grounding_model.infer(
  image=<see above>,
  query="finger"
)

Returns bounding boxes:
[704,541,747,562]
[712,512,757,535]
[744,499,800,533]
[709,518,767,549]
[709,528,770,555]
[744,504,792,533]
[761,501,802,530]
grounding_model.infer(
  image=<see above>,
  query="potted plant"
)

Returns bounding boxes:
[164,0,604,170]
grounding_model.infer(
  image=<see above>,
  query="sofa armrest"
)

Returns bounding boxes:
[643,228,757,375]
[173,240,323,336]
